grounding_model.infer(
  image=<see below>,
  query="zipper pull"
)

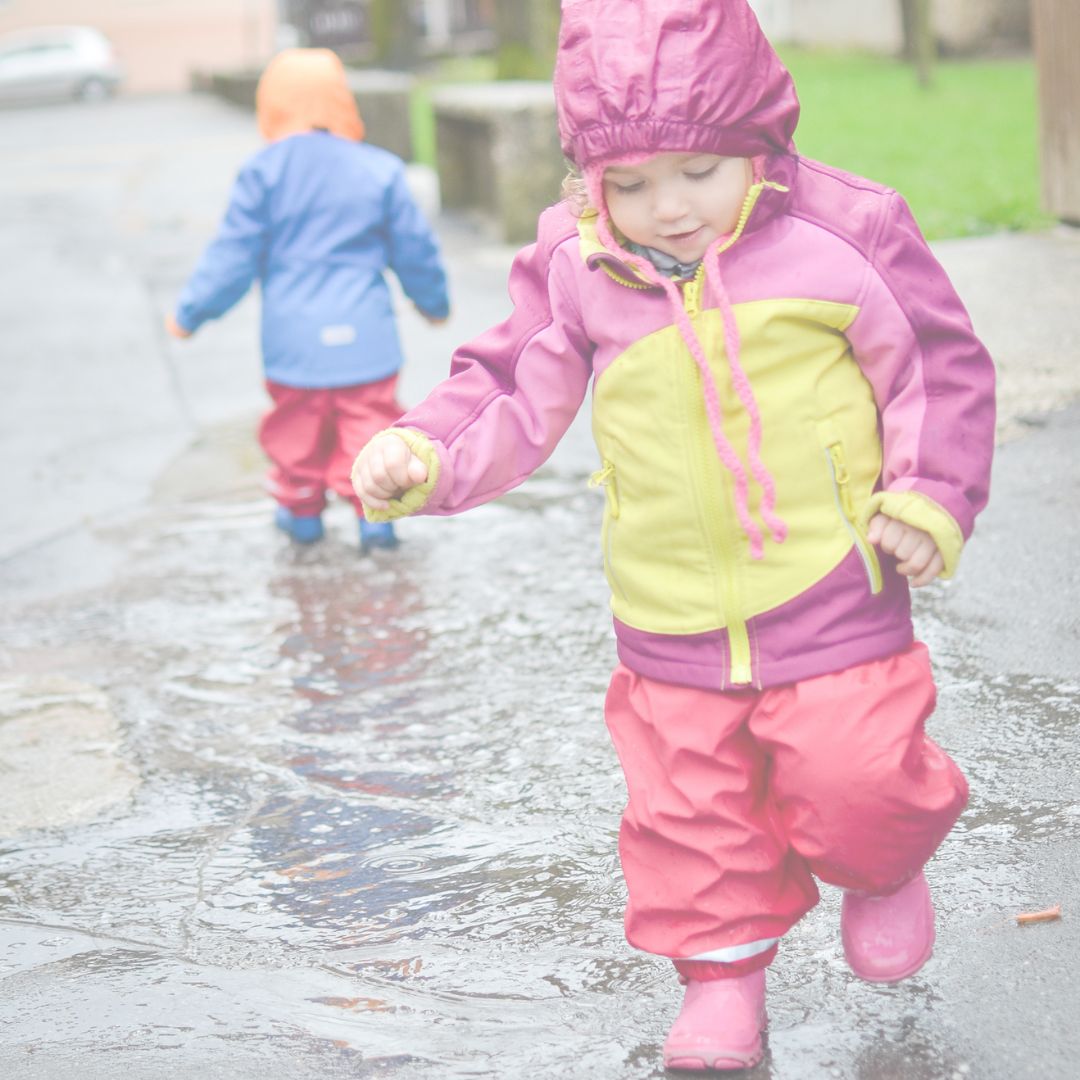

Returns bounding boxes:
[589,461,619,517]
[828,444,849,484]
[589,463,613,488]
[682,264,705,318]
[828,444,856,519]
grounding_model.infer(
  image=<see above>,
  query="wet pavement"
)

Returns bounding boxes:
[2,94,1079,1079]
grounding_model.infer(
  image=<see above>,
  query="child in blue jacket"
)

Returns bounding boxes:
[166,48,449,552]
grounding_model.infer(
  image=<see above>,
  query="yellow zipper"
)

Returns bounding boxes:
[590,460,629,603]
[713,178,787,258]
[697,179,787,684]
[678,273,753,685]
[599,263,652,290]
[682,262,705,316]
[826,443,883,594]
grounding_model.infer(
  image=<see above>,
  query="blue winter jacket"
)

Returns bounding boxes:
[175,131,450,388]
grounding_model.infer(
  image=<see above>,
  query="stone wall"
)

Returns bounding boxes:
[432,81,562,242]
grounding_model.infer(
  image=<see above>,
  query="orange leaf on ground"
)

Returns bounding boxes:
[1015,904,1062,926]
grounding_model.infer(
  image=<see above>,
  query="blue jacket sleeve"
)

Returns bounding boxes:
[383,166,450,319]
[174,163,269,333]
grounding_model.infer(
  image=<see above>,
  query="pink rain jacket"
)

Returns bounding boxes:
[362,0,995,691]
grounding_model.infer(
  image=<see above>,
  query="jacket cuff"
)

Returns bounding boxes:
[864,490,965,579]
[351,428,444,522]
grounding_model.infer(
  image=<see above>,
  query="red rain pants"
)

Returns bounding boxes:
[258,375,404,516]
[604,642,968,979]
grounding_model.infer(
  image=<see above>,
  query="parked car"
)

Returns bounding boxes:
[0,25,123,105]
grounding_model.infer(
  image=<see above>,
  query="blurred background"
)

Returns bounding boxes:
[1,0,1076,242]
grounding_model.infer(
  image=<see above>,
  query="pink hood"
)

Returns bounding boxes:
[554,0,800,167]
[555,0,801,560]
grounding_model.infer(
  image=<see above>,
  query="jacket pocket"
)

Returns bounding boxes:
[590,459,629,604]
[823,440,883,595]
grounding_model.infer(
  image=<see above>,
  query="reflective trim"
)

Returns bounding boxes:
[687,937,779,963]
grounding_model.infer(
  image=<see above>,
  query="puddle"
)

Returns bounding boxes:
[0,471,1077,1079]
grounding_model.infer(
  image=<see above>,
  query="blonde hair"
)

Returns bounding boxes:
[560,166,591,216]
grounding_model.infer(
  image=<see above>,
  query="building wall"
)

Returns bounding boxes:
[0,0,278,94]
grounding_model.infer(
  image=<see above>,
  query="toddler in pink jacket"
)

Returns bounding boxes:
[353,1,994,1071]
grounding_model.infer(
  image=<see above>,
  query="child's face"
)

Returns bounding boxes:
[603,152,753,263]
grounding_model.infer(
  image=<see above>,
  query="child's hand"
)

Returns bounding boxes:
[867,513,944,587]
[164,314,192,340]
[415,303,448,326]
[353,433,429,510]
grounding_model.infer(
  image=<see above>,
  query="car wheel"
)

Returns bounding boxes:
[77,77,110,102]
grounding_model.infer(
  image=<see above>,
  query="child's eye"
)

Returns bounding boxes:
[685,164,720,182]
[609,180,645,195]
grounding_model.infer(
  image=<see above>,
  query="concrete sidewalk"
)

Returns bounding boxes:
[927,226,1080,442]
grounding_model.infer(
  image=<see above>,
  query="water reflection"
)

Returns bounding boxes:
[850,1013,969,1080]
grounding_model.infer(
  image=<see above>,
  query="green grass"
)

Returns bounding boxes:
[409,56,497,171]
[408,50,1051,240]
[779,48,1052,239]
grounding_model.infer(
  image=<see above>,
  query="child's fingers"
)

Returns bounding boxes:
[868,514,943,586]
[164,314,191,340]
[405,454,429,485]
[908,551,945,588]
[355,436,426,506]
[885,524,920,561]
[353,450,395,506]
[354,459,391,508]
[870,515,906,555]
[895,534,937,576]
[381,444,425,492]
[365,451,403,499]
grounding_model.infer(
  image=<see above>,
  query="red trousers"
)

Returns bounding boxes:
[604,642,968,977]
[258,376,404,516]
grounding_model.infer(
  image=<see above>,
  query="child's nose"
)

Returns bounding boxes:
[653,188,689,222]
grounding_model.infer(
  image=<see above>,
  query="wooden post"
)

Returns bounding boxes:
[1032,0,1080,223]
[899,0,935,87]
[912,0,935,88]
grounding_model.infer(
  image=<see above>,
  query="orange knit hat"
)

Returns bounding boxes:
[255,48,365,143]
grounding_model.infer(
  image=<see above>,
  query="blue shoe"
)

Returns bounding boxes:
[360,519,398,552]
[275,506,324,544]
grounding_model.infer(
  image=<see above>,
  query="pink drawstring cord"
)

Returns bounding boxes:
[585,166,786,560]
[704,242,787,547]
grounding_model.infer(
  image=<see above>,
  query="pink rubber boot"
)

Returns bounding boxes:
[841,870,935,983]
[662,969,766,1072]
